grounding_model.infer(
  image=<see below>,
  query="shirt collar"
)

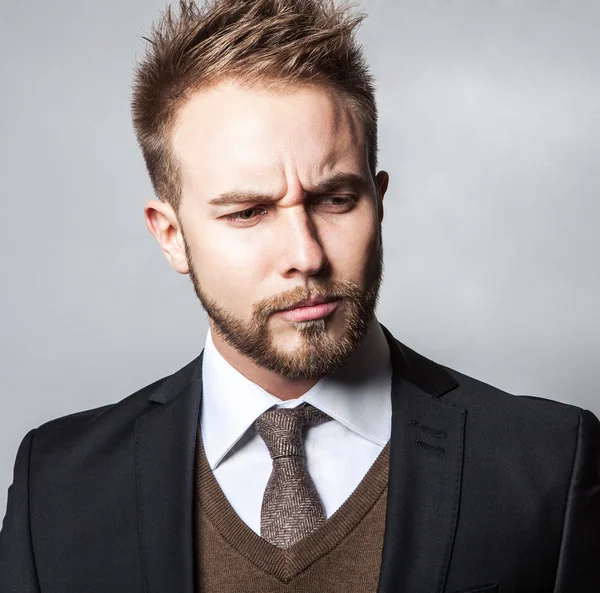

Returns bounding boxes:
[200,317,392,470]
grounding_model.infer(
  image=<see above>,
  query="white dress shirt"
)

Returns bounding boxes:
[200,317,392,536]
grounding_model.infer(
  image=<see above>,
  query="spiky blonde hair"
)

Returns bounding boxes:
[131,0,378,210]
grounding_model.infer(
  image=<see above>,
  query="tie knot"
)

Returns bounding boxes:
[253,403,331,459]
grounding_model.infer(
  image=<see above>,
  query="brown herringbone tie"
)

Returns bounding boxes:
[252,403,332,548]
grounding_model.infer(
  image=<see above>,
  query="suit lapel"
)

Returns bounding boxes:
[377,325,466,593]
[134,353,204,593]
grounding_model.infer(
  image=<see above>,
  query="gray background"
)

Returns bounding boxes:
[1,0,599,516]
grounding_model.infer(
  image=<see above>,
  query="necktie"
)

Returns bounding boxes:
[252,403,332,548]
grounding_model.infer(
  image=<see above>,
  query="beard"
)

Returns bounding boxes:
[182,226,384,379]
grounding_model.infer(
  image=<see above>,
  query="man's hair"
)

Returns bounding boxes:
[131,0,378,211]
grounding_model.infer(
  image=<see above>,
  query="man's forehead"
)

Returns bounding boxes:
[171,80,369,203]
[172,80,364,150]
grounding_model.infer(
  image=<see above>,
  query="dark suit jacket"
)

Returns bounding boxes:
[1,325,599,593]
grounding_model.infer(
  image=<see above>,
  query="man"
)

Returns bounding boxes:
[1,0,599,591]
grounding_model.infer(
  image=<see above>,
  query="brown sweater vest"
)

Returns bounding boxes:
[193,422,390,592]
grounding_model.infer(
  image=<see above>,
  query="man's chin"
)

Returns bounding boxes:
[260,321,360,377]
[270,317,345,352]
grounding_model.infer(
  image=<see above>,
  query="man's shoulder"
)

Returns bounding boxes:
[395,337,587,447]
[31,374,169,453]
[32,352,204,448]
[397,336,584,419]
[439,361,586,451]
[446,363,581,415]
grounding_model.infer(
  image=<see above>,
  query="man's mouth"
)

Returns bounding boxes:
[278,297,341,322]
[282,296,337,311]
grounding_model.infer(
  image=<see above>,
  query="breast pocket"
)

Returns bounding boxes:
[451,585,498,593]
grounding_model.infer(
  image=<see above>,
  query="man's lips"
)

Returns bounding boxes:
[281,297,337,311]
[278,298,341,322]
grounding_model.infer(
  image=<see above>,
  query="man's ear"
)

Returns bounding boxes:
[144,199,189,274]
[375,170,389,223]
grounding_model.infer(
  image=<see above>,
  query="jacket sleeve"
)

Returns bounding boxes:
[553,409,600,592]
[0,429,41,592]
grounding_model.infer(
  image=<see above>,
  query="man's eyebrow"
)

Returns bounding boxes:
[206,172,370,207]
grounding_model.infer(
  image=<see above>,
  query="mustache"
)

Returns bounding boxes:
[252,280,362,322]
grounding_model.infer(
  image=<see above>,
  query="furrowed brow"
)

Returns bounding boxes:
[207,190,272,207]
[305,172,369,197]
[207,172,369,208]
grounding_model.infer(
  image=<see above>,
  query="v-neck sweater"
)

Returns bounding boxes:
[193,420,391,591]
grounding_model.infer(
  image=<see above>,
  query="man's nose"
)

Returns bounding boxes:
[276,208,328,278]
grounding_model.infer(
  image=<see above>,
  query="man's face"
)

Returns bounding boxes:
[170,80,387,378]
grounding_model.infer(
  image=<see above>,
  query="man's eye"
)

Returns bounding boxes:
[318,196,356,208]
[225,207,267,221]
[223,197,355,224]
[321,196,351,204]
